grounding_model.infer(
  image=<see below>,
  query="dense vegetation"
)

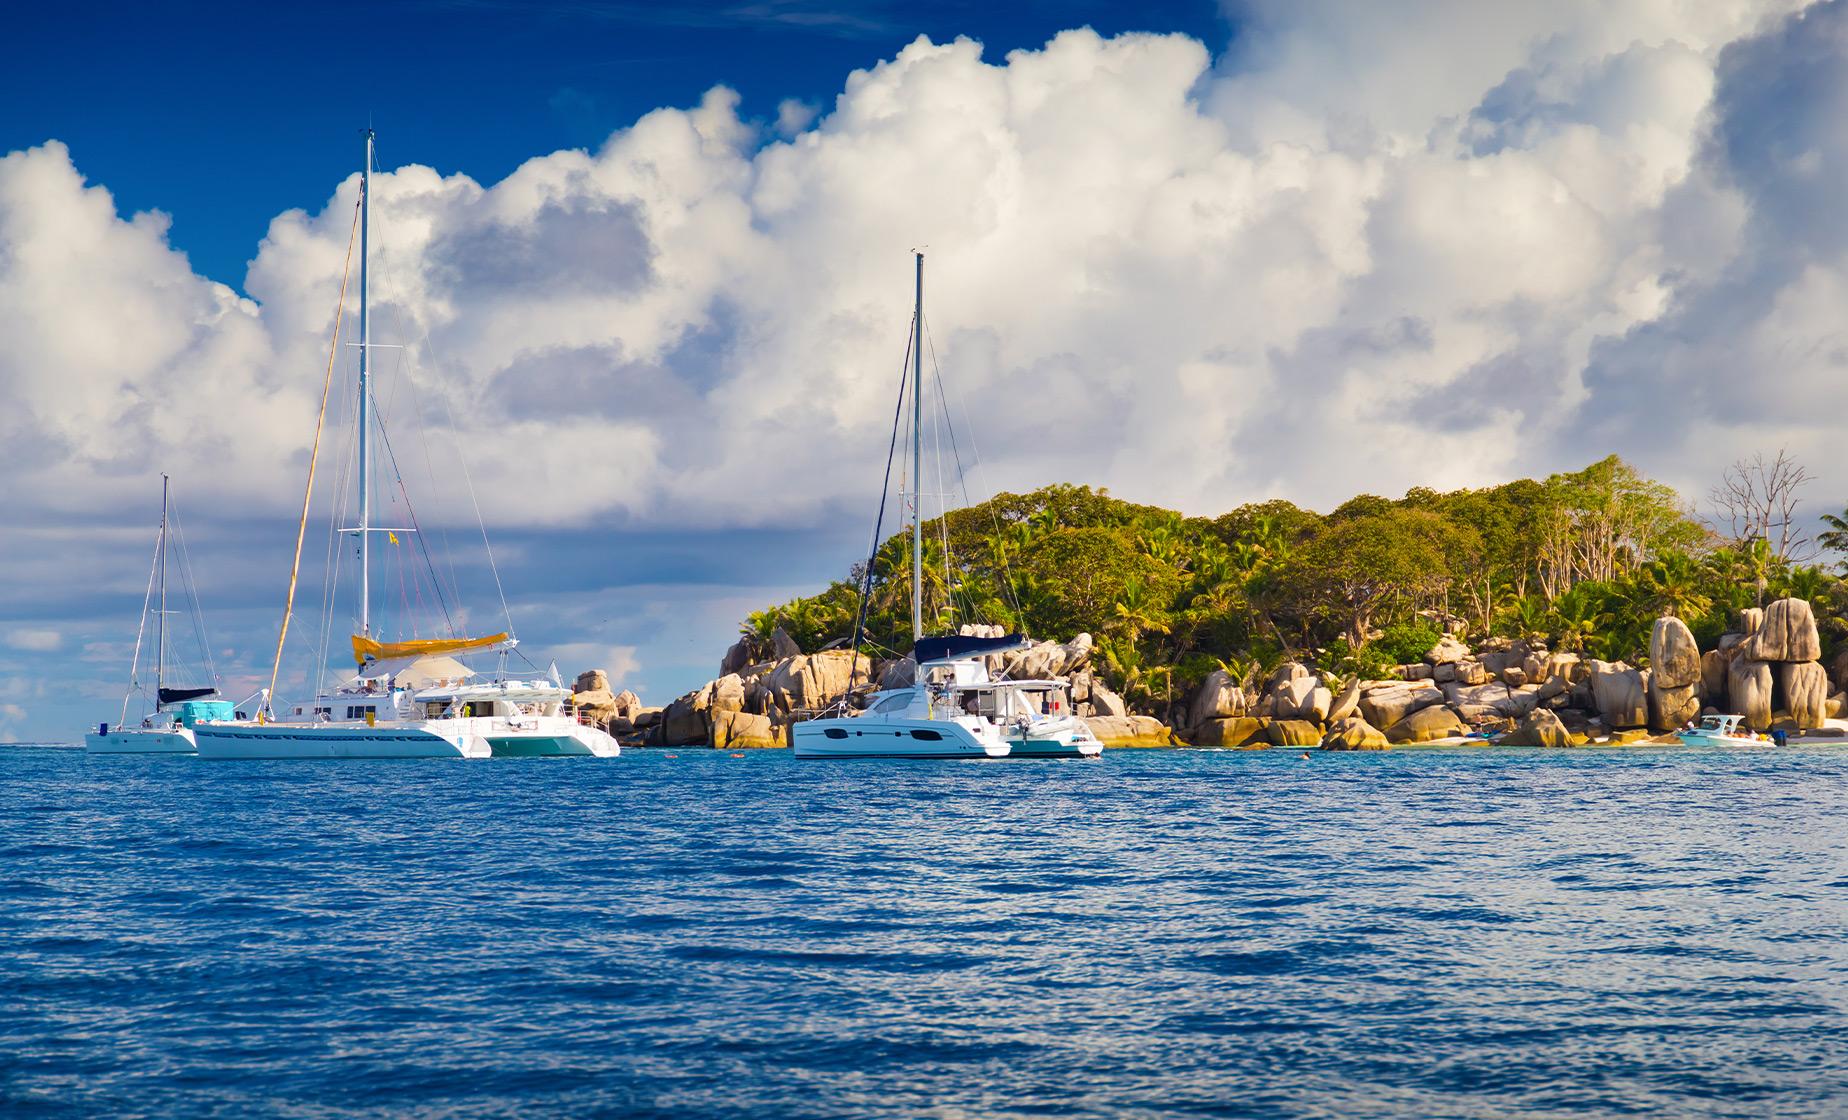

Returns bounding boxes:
[745,456,1848,714]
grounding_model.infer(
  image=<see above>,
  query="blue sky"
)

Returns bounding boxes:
[7,0,1225,290]
[7,0,1848,741]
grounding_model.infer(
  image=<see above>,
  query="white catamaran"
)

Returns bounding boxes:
[193,131,618,761]
[790,253,1101,761]
[87,475,236,754]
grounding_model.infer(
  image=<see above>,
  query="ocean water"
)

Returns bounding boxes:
[2,745,1846,1119]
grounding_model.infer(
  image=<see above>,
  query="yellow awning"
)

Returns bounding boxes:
[351,632,510,666]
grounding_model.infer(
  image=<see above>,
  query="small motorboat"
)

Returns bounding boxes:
[1675,714,1771,748]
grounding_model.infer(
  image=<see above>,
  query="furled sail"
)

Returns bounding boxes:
[350,632,510,667]
[912,633,1030,664]
[158,685,218,705]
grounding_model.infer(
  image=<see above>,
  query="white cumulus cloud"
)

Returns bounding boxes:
[6,2,1848,734]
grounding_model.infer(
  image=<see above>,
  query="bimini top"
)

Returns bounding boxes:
[914,633,1030,664]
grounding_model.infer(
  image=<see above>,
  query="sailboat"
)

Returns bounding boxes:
[193,131,619,760]
[86,475,236,754]
[789,253,1102,761]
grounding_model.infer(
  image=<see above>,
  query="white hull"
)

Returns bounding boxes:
[792,717,1009,760]
[85,728,196,755]
[194,715,618,759]
[195,721,483,759]
[1676,731,1770,748]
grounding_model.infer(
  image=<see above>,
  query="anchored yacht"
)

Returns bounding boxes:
[87,475,237,755]
[789,253,1101,762]
[194,130,618,761]
[792,634,1100,760]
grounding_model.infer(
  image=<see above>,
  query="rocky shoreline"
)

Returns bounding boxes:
[567,597,1846,752]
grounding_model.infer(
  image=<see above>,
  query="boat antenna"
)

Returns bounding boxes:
[911,249,924,646]
[155,473,169,713]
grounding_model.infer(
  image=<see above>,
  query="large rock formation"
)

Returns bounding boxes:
[770,626,803,660]
[762,650,872,715]
[1500,707,1572,748]
[1089,681,1129,718]
[1266,719,1321,747]
[1540,652,1584,687]
[1700,650,1731,706]
[1588,661,1647,729]
[1644,617,1702,731]
[710,673,747,713]
[1648,683,1701,731]
[1187,669,1248,731]
[1359,682,1445,729]
[1649,616,1701,689]
[1728,658,1773,731]
[1781,660,1829,730]
[1327,676,1362,723]
[1084,715,1174,746]
[1321,717,1388,750]
[1269,676,1332,722]
[1192,716,1264,748]
[659,688,713,746]
[1385,705,1468,743]
[1742,598,1821,663]
[719,637,760,677]
[713,709,780,748]
[999,634,1095,680]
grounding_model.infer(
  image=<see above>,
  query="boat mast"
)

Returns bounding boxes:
[358,128,374,637]
[911,251,924,645]
[155,472,169,712]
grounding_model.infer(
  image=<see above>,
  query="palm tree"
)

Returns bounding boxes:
[1819,508,1848,567]
[1547,583,1606,653]
[1498,593,1549,643]
[1637,550,1712,619]
[1776,564,1836,605]
[1111,577,1171,644]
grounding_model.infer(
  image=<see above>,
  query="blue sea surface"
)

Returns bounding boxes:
[2,745,1846,1118]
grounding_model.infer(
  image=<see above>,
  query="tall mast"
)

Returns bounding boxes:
[911,251,924,645]
[358,128,374,636]
[155,473,169,711]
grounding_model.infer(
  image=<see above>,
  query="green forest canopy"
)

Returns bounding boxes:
[746,456,1848,711]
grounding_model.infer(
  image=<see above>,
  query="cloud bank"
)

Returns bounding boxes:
[6,0,1848,733]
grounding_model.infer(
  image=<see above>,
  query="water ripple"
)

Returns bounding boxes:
[2,746,1848,1117]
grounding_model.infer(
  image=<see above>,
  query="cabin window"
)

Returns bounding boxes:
[824,728,849,739]
[872,693,912,714]
[910,729,943,741]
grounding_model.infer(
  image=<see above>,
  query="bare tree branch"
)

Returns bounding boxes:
[1708,449,1814,561]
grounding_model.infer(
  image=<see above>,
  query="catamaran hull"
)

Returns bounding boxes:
[791,719,1010,760]
[1008,737,1103,759]
[84,729,196,755]
[194,724,486,759]
[486,724,621,757]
